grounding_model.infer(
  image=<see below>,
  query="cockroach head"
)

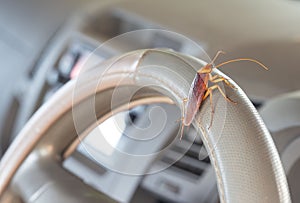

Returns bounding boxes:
[198,63,214,74]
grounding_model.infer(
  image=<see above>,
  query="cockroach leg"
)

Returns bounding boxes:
[222,79,236,89]
[209,75,236,90]
[209,74,219,81]
[202,80,237,129]
[208,85,237,104]
[203,88,215,129]
[176,98,188,123]
[175,98,187,123]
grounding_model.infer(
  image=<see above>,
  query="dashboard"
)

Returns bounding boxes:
[1,0,300,202]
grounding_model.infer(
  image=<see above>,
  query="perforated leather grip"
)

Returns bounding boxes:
[0,49,290,202]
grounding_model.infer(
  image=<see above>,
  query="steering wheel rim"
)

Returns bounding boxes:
[0,49,291,202]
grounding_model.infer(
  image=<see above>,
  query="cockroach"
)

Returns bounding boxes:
[180,51,268,139]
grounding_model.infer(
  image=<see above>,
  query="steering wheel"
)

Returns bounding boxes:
[0,49,291,202]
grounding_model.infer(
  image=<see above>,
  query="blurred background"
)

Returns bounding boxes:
[1,0,300,202]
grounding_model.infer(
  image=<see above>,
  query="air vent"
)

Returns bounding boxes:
[161,132,210,179]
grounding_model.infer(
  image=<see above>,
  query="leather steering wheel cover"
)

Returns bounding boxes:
[0,49,290,202]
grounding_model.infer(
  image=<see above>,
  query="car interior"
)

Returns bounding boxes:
[0,0,300,202]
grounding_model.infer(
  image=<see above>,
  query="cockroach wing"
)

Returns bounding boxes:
[183,73,207,126]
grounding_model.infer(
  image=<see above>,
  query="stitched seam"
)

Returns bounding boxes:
[196,120,226,203]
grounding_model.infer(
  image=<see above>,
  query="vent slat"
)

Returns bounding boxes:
[162,150,207,177]
[171,140,210,164]
[161,133,211,179]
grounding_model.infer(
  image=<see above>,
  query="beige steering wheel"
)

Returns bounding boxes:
[0,49,290,202]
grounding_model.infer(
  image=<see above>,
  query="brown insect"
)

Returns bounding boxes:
[180,51,268,139]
